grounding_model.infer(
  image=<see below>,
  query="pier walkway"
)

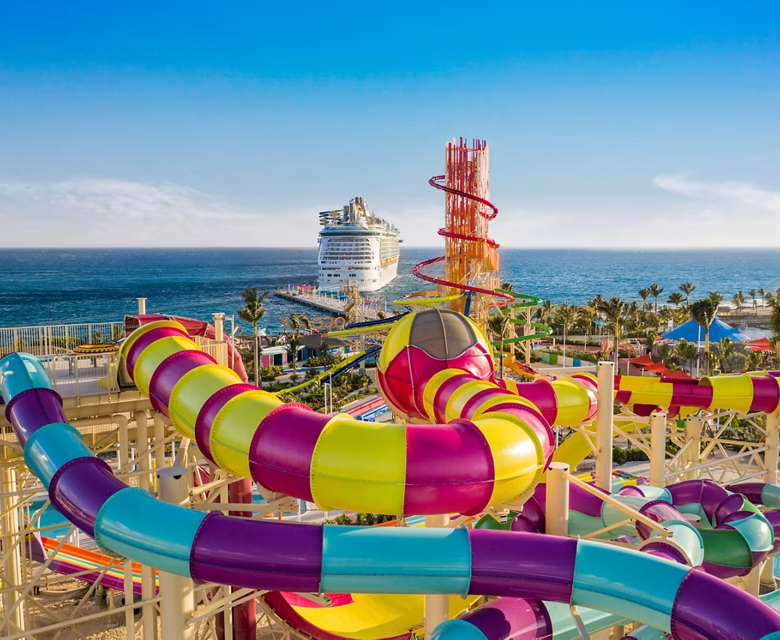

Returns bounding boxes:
[275,287,381,322]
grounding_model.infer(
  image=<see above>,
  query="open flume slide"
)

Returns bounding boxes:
[4,310,780,639]
[26,535,153,596]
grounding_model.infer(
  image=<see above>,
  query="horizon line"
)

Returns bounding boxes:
[4,245,780,251]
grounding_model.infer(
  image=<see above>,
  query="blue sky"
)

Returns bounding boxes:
[1,2,779,247]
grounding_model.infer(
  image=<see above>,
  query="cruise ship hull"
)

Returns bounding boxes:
[317,197,401,293]
[318,256,399,292]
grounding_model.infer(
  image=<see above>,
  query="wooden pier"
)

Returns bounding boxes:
[275,288,381,322]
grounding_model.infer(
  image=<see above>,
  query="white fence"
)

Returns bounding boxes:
[0,322,124,357]
[40,354,119,400]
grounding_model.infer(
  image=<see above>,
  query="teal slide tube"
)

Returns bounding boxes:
[762,483,780,509]
[23,422,93,488]
[321,526,471,594]
[572,540,687,632]
[0,351,53,397]
[431,619,488,640]
[94,487,207,575]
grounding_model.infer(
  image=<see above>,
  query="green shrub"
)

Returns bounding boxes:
[334,513,353,525]
[260,365,283,381]
[613,446,649,464]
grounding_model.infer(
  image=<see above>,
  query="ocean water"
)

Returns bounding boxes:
[2,247,779,332]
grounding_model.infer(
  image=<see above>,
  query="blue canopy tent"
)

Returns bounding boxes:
[661,316,749,343]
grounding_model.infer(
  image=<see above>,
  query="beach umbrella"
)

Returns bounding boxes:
[663,370,694,380]
[629,354,655,368]
[747,337,772,352]
[661,316,749,343]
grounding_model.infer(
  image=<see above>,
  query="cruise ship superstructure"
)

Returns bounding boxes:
[317,197,401,292]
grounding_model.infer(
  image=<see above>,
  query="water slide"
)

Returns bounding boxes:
[279,346,381,396]
[122,313,249,383]
[482,478,778,579]
[552,369,780,470]
[26,534,153,596]
[4,313,780,639]
[397,170,551,379]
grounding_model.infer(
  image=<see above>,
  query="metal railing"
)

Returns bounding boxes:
[0,322,124,358]
[39,354,119,400]
[193,337,229,368]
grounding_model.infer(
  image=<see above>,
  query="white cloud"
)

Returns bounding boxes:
[653,175,780,216]
[4,174,780,248]
[0,178,277,246]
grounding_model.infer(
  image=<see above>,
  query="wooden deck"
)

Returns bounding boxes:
[275,289,380,321]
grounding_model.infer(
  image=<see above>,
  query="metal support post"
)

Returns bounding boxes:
[218,479,257,640]
[747,562,762,597]
[1,466,25,634]
[546,462,570,536]
[761,556,777,593]
[213,313,226,366]
[595,361,615,491]
[118,415,129,475]
[213,313,224,342]
[650,412,667,488]
[137,298,147,315]
[685,415,703,480]
[153,413,167,472]
[765,411,779,484]
[134,411,158,640]
[157,467,196,640]
[525,308,532,367]
[423,514,449,640]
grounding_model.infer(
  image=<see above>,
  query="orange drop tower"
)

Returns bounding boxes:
[413,137,505,330]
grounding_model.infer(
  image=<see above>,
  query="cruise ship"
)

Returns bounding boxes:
[317,197,401,292]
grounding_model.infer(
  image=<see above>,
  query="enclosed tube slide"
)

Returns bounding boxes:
[5,329,780,637]
[553,371,780,470]
[492,479,776,578]
[614,372,780,416]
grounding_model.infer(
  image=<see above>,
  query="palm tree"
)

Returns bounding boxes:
[667,292,684,309]
[680,282,696,308]
[589,294,605,309]
[238,288,269,384]
[283,313,311,372]
[749,289,758,315]
[577,305,595,349]
[284,313,311,336]
[716,337,734,373]
[597,297,625,369]
[760,287,767,308]
[638,288,650,312]
[657,343,676,369]
[500,282,515,293]
[556,303,577,363]
[769,299,780,358]
[675,339,698,374]
[659,307,674,324]
[535,300,556,324]
[733,291,746,314]
[649,284,664,314]
[690,298,718,375]
[488,311,514,377]
[708,291,723,310]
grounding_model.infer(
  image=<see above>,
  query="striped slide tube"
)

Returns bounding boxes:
[487,478,776,578]
[615,372,780,416]
[5,356,780,637]
[117,320,563,515]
